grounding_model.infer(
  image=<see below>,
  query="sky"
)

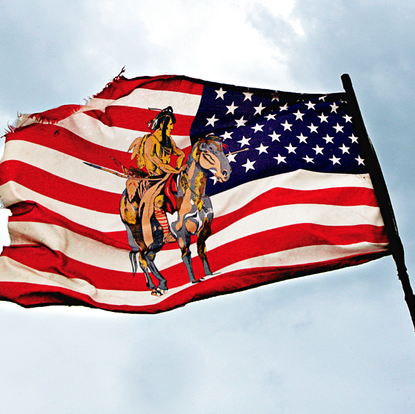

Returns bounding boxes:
[1,0,415,413]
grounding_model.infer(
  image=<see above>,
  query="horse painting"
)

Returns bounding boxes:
[120,135,231,296]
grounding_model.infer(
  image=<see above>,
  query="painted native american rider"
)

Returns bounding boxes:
[120,107,186,246]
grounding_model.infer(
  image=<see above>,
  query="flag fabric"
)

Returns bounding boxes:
[0,74,390,313]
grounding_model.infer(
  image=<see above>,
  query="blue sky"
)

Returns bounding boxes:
[1,1,414,413]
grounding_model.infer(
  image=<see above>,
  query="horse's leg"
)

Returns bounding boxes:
[177,223,201,284]
[138,250,157,292]
[144,250,168,293]
[124,224,142,277]
[197,217,213,277]
[120,189,167,295]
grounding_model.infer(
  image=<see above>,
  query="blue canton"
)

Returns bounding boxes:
[190,83,367,196]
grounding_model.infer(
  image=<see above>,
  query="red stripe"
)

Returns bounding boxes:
[2,223,388,291]
[3,123,192,176]
[3,173,382,256]
[155,210,170,233]
[0,249,389,313]
[2,161,122,213]
[3,124,136,172]
[8,202,129,249]
[206,223,388,276]
[26,104,83,124]
[84,107,195,135]
[93,75,204,100]
[211,186,380,234]
[1,245,142,290]
[2,159,378,218]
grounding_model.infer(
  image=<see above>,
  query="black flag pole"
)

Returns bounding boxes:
[341,73,415,331]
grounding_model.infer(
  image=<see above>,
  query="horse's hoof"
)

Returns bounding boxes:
[151,288,167,296]
[192,277,205,284]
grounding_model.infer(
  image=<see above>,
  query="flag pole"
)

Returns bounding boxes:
[341,73,415,331]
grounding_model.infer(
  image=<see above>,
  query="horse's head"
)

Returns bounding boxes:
[193,135,231,183]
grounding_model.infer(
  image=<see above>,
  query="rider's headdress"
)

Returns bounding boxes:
[147,106,176,131]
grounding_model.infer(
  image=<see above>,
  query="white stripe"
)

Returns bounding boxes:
[85,98,116,111]
[0,241,388,308]
[7,198,386,273]
[0,256,188,307]
[11,108,190,151]
[56,112,191,151]
[3,140,127,193]
[84,89,202,115]
[1,181,124,232]
[53,87,202,150]
[0,168,383,241]
[214,242,389,275]
[109,88,202,116]
[15,87,201,150]
[197,203,385,251]
[211,170,375,217]
[2,143,374,209]
[9,222,131,272]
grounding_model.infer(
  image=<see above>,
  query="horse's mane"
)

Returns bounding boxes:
[189,135,224,164]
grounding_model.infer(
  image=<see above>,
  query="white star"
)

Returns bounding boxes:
[210,175,218,185]
[305,101,316,110]
[285,143,297,154]
[274,154,286,164]
[254,102,266,115]
[265,113,276,121]
[279,103,289,111]
[333,123,344,133]
[356,155,365,165]
[243,91,253,101]
[322,134,334,144]
[235,116,247,128]
[307,123,319,133]
[281,120,293,131]
[330,103,339,113]
[221,131,233,141]
[269,131,281,142]
[226,101,238,115]
[206,114,218,127]
[329,155,341,165]
[294,110,305,121]
[215,88,226,100]
[297,133,308,143]
[313,145,324,155]
[238,136,251,147]
[251,123,264,133]
[318,113,329,123]
[256,143,269,154]
[339,144,350,154]
[242,158,256,172]
[343,114,353,123]
[303,155,314,163]
[349,134,359,143]
[319,95,327,101]
[227,153,237,163]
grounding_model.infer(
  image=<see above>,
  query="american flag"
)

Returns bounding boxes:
[0,74,389,313]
